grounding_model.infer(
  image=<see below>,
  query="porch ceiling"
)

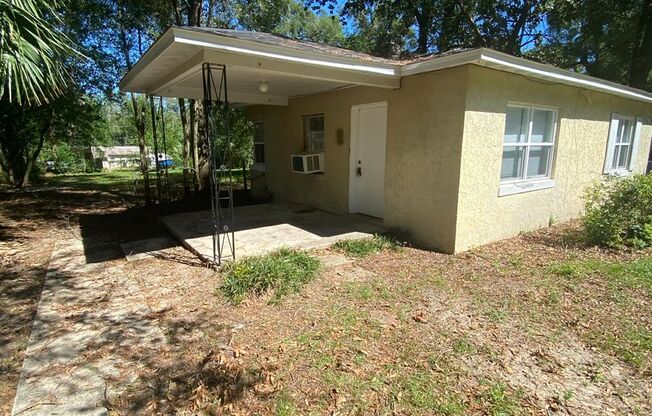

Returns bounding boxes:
[119,27,401,106]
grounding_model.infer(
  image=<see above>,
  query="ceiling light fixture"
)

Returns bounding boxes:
[258,81,269,93]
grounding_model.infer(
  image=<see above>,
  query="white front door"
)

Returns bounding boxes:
[349,102,387,218]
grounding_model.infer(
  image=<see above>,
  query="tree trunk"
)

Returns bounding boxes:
[440,1,465,52]
[21,108,53,187]
[189,0,202,26]
[457,0,486,48]
[131,93,152,205]
[415,14,429,54]
[194,99,210,191]
[504,0,532,55]
[242,163,248,191]
[190,99,201,191]
[630,0,652,90]
[178,98,192,198]
[149,95,162,202]
[414,1,434,54]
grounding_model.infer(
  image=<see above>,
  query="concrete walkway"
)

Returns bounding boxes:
[162,203,385,262]
[11,239,166,416]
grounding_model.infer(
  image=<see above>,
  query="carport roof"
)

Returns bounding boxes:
[119,26,652,105]
[181,27,398,65]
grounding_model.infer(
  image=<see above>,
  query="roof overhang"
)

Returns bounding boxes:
[120,28,652,106]
[402,48,652,103]
[119,27,400,105]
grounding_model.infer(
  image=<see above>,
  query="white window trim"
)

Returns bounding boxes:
[499,105,558,196]
[603,114,642,176]
[499,178,556,196]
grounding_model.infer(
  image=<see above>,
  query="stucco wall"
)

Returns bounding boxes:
[247,67,469,253]
[455,65,652,251]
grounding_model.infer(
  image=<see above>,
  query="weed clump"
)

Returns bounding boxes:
[220,248,320,304]
[333,234,402,258]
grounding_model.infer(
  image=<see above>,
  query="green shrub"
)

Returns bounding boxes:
[39,142,88,174]
[583,175,652,249]
[333,234,402,258]
[220,248,320,304]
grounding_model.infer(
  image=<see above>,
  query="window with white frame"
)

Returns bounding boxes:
[604,115,638,174]
[303,114,324,152]
[501,106,557,182]
[253,122,265,168]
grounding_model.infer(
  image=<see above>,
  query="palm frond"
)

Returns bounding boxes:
[0,0,81,106]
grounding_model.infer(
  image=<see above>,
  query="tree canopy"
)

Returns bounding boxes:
[309,0,651,91]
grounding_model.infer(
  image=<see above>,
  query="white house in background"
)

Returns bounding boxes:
[90,146,175,171]
[90,146,142,171]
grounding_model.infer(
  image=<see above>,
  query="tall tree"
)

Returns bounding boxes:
[115,0,154,204]
[537,0,652,91]
[170,0,202,195]
[310,0,548,56]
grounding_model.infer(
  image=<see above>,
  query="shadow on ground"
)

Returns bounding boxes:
[1,181,271,413]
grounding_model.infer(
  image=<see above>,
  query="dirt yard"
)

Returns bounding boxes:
[1,174,650,415]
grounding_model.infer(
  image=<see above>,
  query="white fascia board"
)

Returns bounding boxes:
[173,27,399,77]
[478,49,652,103]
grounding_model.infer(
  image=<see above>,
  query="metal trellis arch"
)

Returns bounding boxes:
[202,62,235,265]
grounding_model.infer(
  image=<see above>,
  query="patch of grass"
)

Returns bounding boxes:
[507,254,524,268]
[322,370,376,411]
[344,282,374,300]
[452,337,475,354]
[43,170,191,199]
[333,234,401,258]
[353,352,367,365]
[548,257,652,293]
[545,289,562,305]
[312,353,334,370]
[401,371,466,415]
[219,248,320,304]
[341,279,394,302]
[547,262,586,278]
[480,381,522,416]
[275,391,298,416]
[485,307,509,322]
[586,325,652,369]
[601,257,652,292]
[334,306,363,331]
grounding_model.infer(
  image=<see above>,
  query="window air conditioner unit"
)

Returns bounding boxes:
[291,153,324,174]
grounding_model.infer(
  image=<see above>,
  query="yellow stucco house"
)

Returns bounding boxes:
[121,27,652,254]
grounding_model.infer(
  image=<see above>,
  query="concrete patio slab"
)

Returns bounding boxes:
[161,203,385,262]
[120,236,178,261]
